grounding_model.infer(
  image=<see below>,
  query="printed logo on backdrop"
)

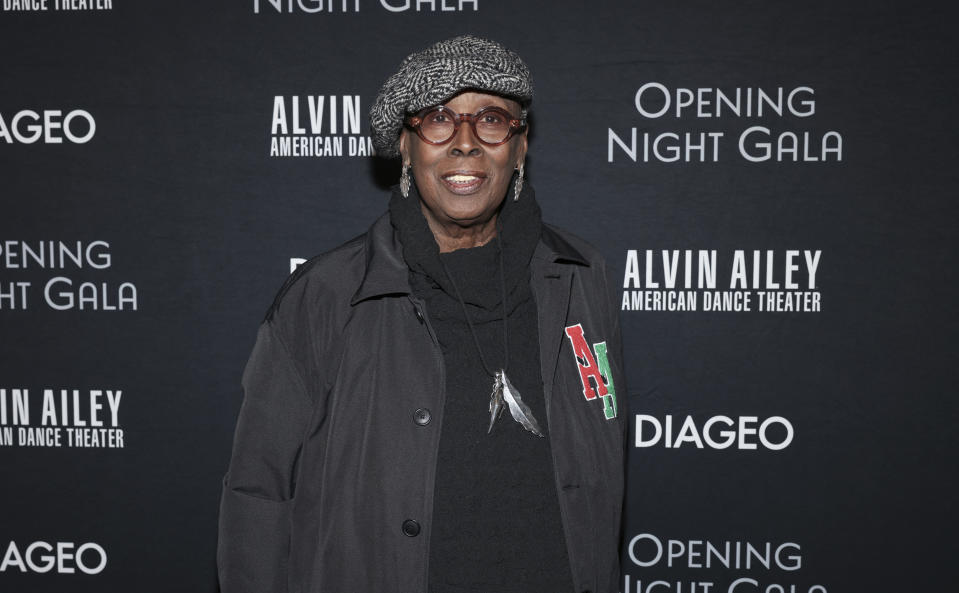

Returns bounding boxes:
[0,241,138,311]
[622,249,822,313]
[270,95,375,157]
[1,541,107,574]
[608,83,842,163]
[0,110,95,144]
[0,388,124,448]
[625,533,828,593]
[253,0,477,14]
[635,414,793,451]
[1,0,112,12]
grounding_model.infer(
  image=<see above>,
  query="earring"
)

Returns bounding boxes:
[513,163,525,201]
[400,163,411,198]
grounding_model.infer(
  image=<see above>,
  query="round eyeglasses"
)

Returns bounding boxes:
[405,105,527,146]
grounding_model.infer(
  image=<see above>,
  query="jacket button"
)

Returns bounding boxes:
[402,519,420,537]
[413,408,431,426]
[413,306,425,324]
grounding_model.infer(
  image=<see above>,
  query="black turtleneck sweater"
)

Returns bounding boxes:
[389,181,573,593]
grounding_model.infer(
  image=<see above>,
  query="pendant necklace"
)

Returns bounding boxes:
[439,235,545,438]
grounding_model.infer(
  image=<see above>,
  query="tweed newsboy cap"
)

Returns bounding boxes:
[369,34,533,159]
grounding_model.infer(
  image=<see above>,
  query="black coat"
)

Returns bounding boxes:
[218,213,627,593]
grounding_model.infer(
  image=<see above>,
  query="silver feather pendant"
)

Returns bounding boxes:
[487,370,545,437]
[487,373,506,434]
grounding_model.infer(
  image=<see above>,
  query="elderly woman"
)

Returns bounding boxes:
[218,35,626,593]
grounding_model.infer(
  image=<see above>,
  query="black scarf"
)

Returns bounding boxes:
[389,175,542,337]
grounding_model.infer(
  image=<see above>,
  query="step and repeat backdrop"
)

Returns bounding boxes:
[1,1,955,592]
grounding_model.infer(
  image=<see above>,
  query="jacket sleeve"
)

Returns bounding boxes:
[605,261,630,591]
[604,262,629,444]
[217,321,313,593]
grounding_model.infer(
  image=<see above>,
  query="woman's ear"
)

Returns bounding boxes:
[516,127,529,165]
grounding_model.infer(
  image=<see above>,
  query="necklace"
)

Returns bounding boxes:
[439,235,545,437]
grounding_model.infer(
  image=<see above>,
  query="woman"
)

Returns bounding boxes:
[218,35,626,593]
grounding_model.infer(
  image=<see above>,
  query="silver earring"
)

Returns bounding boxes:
[513,163,525,201]
[400,163,411,198]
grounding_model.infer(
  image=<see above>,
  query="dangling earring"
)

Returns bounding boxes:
[513,163,525,201]
[400,163,411,198]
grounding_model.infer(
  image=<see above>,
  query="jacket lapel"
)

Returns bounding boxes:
[532,225,591,419]
[531,250,573,419]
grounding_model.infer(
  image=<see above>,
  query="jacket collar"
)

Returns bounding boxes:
[536,224,590,267]
[350,213,589,305]
[350,214,410,305]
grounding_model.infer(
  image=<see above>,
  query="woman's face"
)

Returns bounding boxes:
[399,91,528,234]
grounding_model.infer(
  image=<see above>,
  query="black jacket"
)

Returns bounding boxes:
[218,213,627,593]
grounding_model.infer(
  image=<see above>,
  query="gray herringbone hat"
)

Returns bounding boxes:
[370,35,533,158]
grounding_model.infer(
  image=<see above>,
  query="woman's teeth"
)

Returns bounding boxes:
[447,175,479,183]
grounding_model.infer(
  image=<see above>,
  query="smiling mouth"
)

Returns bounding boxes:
[441,172,487,194]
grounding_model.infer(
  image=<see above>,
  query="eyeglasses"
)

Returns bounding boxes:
[405,105,527,146]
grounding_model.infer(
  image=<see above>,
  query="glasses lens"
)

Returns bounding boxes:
[420,108,456,143]
[475,109,511,144]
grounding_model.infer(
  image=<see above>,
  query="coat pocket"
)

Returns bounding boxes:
[217,475,294,593]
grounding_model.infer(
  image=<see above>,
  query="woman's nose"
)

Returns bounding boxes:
[448,118,482,156]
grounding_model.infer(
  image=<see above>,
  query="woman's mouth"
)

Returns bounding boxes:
[441,172,487,195]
